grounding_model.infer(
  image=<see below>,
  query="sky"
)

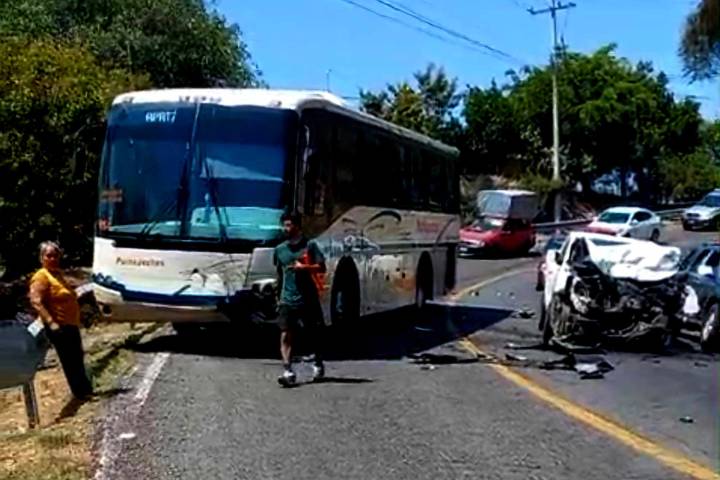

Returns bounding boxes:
[218,0,719,119]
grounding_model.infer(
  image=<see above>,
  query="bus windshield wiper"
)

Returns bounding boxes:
[200,157,229,243]
[138,197,181,238]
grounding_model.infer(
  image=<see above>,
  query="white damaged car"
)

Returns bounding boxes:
[540,232,685,349]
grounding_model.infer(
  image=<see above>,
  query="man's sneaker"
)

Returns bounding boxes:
[312,364,325,382]
[278,369,296,387]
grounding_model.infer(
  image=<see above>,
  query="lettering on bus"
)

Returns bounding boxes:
[116,257,165,268]
[145,110,177,124]
[416,218,442,234]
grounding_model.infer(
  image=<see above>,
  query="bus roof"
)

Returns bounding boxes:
[112,88,459,156]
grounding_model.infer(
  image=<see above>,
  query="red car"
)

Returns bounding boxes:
[458,216,536,257]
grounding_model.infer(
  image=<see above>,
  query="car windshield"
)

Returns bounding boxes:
[471,217,505,231]
[699,194,720,207]
[598,211,630,224]
[98,102,297,243]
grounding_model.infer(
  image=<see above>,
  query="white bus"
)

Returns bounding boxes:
[92,89,460,331]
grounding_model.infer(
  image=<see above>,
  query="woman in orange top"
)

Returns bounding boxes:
[29,241,93,399]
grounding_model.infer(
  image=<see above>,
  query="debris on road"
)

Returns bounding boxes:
[543,233,686,352]
[505,341,545,350]
[679,416,695,424]
[413,326,433,332]
[573,355,614,379]
[505,353,529,362]
[408,352,479,365]
[419,365,437,371]
[512,308,535,319]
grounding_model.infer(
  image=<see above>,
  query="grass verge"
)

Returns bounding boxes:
[0,323,160,480]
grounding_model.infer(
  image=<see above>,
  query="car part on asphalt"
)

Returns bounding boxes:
[573,355,614,379]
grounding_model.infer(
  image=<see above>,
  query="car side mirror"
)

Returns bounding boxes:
[630,219,639,226]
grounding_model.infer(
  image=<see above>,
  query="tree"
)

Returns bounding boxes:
[463,82,528,176]
[680,0,720,80]
[505,46,704,199]
[658,150,720,201]
[0,37,147,276]
[0,0,262,88]
[360,64,460,142]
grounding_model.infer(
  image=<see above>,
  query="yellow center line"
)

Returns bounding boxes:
[457,338,720,480]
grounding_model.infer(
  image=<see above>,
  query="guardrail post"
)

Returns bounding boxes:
[22,379,39,429]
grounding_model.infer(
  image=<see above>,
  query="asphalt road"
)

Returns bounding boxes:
[96,225,719,480]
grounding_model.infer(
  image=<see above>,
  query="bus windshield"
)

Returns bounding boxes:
[99,103,297,243]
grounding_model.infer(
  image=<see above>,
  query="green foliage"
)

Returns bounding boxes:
[658,150,720,201]
[0,37,148,276]
[680,0,720,80]
[359,64,460,142]
[464,46,704,200]
[0,0,262,88]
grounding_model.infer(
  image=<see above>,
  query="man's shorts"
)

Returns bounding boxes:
[277,304,323,332]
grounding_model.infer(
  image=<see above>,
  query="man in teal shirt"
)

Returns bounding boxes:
[274,211,326,386]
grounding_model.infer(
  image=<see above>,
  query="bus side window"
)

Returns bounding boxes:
[299,111,332,235]
[334,119,357,213]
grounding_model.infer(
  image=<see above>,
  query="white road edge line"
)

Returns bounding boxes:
[94,352,170,480]
[133,352,170,407]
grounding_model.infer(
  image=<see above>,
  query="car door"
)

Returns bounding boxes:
[631,210,651,238]
[544,236,583,308]
[500,219,523,253]
[687,249,720,323]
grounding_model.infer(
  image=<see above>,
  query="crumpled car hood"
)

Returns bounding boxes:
[586,240,681,282]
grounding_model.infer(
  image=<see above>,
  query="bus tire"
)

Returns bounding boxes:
[415,253,434,310]
[331,259,360,328]
[444,245,457,293]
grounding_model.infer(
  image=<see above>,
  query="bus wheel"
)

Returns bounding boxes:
[331,261,360,328]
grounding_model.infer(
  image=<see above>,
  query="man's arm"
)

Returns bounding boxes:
[294,241,326,273]
[29,275,59,330]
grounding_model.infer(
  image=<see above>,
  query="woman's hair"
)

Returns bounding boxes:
[38,241,63,263]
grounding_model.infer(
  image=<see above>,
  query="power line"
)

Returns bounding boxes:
[334,0,522,63]
[369,0,525,64]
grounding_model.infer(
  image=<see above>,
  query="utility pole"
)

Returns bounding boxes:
[529,0,576,221]
[326,69,332,92]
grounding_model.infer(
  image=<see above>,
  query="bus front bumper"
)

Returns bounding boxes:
[92,284,277,324]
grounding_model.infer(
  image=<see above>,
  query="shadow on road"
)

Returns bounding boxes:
[130,303,514,362]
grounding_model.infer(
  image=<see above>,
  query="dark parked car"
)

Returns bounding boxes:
[679,244,720,352]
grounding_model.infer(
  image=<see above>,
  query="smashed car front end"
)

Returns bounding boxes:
[545,235,685,350]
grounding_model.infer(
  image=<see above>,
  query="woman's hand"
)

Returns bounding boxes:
[47,321,60,332]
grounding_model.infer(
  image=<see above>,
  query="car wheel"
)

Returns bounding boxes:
[650,229,660,242]
[700,303,719,353]
[682,221,691,231]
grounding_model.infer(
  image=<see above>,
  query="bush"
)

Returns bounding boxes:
[0,37,147,277]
